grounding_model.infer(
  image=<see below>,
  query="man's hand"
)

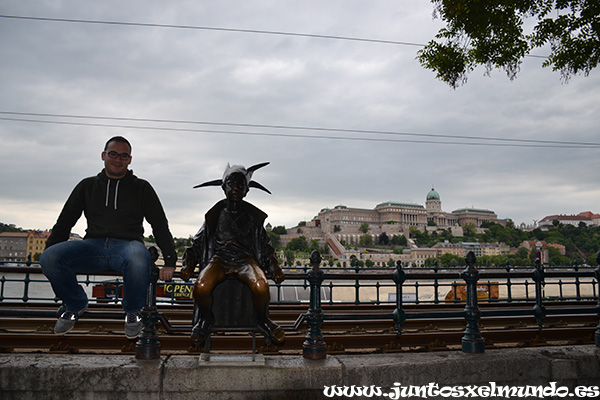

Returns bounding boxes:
[272,267,285,284]
[159,266,175,281]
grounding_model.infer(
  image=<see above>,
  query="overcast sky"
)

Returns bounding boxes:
[1,0,599,239]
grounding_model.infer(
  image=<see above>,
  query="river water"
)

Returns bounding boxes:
[1,271,596,305]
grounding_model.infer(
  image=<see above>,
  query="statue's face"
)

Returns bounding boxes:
[223,173,248,203]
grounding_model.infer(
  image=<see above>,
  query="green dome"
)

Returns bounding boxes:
[427,188,440,200]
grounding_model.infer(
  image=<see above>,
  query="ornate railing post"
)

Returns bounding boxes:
[532,253,546,329]
[461,251,484,353]
[595,251,600,346]
[392,260,406,335]
[136,247,161,360]
[303,250,327,360]
[433,260,440,304]
[505,260,513,302]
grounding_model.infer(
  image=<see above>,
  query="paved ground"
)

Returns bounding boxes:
[1,345,599,399]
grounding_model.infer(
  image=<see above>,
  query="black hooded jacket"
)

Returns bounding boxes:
[45,169,177,267]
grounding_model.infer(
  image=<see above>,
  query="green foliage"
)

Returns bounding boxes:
[268,231,281,248]
[462,223,477,239]
[359,234,373,246]
[271,225,287,235]
[0,223,25,233]
[390,234,407,246]
[173,236,193,257]
[310,239,321,253]
[284,249,295,266]
[378,232,390,245]
[359,222,370,234]
[418,0,600,88]
[286,236,309,252]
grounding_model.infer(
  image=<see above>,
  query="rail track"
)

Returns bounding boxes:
[1,302,597,355]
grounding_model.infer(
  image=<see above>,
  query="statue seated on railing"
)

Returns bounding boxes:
[179,162,285,347]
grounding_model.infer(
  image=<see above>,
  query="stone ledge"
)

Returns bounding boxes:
[1,345,599,400]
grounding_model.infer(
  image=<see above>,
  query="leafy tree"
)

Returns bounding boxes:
[440,253,463,267]
[284,249,295,266]
[0,223,25,233]
[586,252,599,266]
[418,0,600,88]
[268,231,281,248]
[272,225,287,235]
[286,236,308,252]
[359,222,370,234]
[462,223,477,238]
[378,232,390,245]
[391,234,408,246]
[359,234,373,246]
[310,239,321,252]
[409,226,422,238]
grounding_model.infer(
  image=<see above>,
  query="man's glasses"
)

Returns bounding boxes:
[104,151,131,161]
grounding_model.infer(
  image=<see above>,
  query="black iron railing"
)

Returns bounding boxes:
[1,250,599,360]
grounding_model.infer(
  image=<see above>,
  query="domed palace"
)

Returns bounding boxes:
[313,188,499,235]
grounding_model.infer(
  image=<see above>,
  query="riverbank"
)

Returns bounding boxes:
[1,345,599,399]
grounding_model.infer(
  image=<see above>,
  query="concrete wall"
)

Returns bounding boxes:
[1,345,599,400]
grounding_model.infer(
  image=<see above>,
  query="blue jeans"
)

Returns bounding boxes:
[40,238,151,313]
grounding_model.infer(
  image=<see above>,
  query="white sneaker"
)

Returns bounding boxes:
[54,305,87,334]
[125,312,143,339]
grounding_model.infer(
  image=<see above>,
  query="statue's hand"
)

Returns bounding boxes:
[272,267,285,284]
[179,267,193,282]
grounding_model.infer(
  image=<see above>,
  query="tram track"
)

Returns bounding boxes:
[0,301,597,355]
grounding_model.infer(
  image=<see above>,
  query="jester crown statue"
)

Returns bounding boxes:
[179,162,285,346]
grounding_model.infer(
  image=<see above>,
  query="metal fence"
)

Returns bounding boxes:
[1,251,599,360]
[1,260,598,306]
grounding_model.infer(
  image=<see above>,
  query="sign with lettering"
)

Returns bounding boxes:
[161,283,194,299]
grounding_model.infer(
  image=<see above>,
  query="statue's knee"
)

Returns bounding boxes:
[252,279,269,296]
[194,281,214,298]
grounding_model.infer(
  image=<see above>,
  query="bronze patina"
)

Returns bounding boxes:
[180,162,285,346]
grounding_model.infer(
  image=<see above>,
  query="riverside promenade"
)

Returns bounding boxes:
[1,345,599,399]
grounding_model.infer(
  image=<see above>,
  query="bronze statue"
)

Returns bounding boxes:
[180,162,285,346]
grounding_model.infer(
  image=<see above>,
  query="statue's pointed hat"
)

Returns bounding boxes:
[193,162,271,194]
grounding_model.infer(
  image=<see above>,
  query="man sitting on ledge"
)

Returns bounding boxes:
[180,162,285,347]
[40,136,177,339]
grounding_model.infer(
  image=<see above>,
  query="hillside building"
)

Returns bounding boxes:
[539,211,600,228]
[313,188,498,241]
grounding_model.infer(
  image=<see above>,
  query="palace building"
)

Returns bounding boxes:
[313,188,498,236]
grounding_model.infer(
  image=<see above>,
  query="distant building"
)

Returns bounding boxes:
[315,188,498,241]
[539,211,600,228]
[0,232,28,262]
[280,188,502,267]
[521,240,566,256]
[433,241,465,257]
[27,231,50,260]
